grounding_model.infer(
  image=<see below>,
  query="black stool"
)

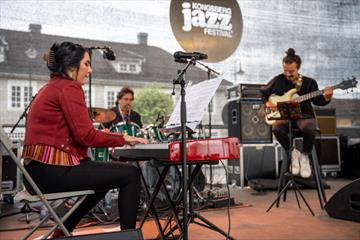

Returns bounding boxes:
[267,123,327,215]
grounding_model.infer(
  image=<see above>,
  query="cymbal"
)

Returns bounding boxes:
[89,107,116,123]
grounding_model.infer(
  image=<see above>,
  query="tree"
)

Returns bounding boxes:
[133,84,173,125]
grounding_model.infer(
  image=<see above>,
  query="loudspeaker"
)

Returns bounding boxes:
[227,99,272,144]
[228,143,278,187]
[325,179,360,222]
[293,136,341,172]
[57,229,143,240]
[315,108,336,135]
[1,147,19,192]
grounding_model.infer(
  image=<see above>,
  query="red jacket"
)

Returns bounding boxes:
[23,74,125,158]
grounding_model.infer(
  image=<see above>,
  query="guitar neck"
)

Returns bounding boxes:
[294,89,324,103]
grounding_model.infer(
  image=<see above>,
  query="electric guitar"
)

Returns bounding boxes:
[265,77,357,125]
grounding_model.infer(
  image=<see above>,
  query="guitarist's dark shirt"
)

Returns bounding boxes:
[260,74,330,118]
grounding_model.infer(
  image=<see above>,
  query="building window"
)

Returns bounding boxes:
[129,64,136,72]
[120,64,127,71]
[8,81,37,110]
[83,89,89,106]
[104,86,124,109]
[0,46,5,63]
[11,86,21,108]
[82,85,95,108]
[111,61,141,74]
[24,86,33,107]
[107,91,116,109]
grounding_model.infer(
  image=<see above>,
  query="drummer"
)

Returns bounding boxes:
[103,87,142,129]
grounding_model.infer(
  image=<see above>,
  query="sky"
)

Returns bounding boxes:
[0,1,175,48]
[1,0,359,99]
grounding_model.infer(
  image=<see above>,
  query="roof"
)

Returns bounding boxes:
[0,28,228,85]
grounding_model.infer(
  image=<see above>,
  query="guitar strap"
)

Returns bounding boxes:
[295,74,303,92]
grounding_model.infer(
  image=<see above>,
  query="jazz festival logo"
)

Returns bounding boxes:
[170,0,243,62]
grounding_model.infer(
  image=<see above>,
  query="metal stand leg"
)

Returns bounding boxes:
[267,172,315,216]
[310,147,327,209]
[138,163,168,240]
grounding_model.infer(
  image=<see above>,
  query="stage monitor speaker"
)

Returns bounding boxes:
[57,229,143,240]
[228,143,278,187]
[227,99,272,144]
[293,136,341,173]
[315,108,336,135]
[325,179,360,222]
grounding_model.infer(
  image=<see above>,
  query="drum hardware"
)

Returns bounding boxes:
[140,161,182,212]
[110,122,140,137]
[88,107,116,124]
[143,125,165,143]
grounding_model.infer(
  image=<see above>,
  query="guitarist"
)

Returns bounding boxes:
[260,48,333,178]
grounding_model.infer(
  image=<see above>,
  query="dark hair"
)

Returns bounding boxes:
[115,87,134,105]
[282,48,302,69]
[45,42,88,74]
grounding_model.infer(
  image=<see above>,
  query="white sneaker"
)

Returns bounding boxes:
[290,149,301,175]
[299,154,312,178]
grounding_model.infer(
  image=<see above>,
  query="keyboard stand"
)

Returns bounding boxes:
[139,160,235,240]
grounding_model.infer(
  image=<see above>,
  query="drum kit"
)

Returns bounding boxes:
[89,107,167,161]
[90,107,165,140]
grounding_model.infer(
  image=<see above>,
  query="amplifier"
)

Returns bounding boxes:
[316,116,336,135]
[315,108,336,135]
[227,83,265,100]
[239,83,265,99]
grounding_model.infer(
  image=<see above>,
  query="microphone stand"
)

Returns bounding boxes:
[88,48,93,118]
[173,57,196,240]
[87,46,114,119]
[10,93,37,133]
[196,61,220,190]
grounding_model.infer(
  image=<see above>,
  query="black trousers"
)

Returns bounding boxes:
[272,118,316,154]
[24,160,140,231]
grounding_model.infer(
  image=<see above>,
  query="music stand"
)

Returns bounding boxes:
[266,101,315,216]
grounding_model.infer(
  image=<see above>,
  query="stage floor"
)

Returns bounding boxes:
[0,178,359,240]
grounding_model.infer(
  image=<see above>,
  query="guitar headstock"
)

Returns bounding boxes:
[335,77,358,90]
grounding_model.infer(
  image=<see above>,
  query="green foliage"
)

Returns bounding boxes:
[133,85,173,125]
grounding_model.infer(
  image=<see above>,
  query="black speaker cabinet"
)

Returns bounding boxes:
[293,136,341,173]
[227,99,272,144]
[325,179,360,222]
[57,229,143,240]
[1,147,19,193]
[228,143,278,187]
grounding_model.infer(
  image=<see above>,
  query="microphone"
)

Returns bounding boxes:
[125,105,131,124]
[103,47,116,61]
[173,51,208,60]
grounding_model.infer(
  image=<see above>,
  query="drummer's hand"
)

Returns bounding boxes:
[123,135,148,146]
